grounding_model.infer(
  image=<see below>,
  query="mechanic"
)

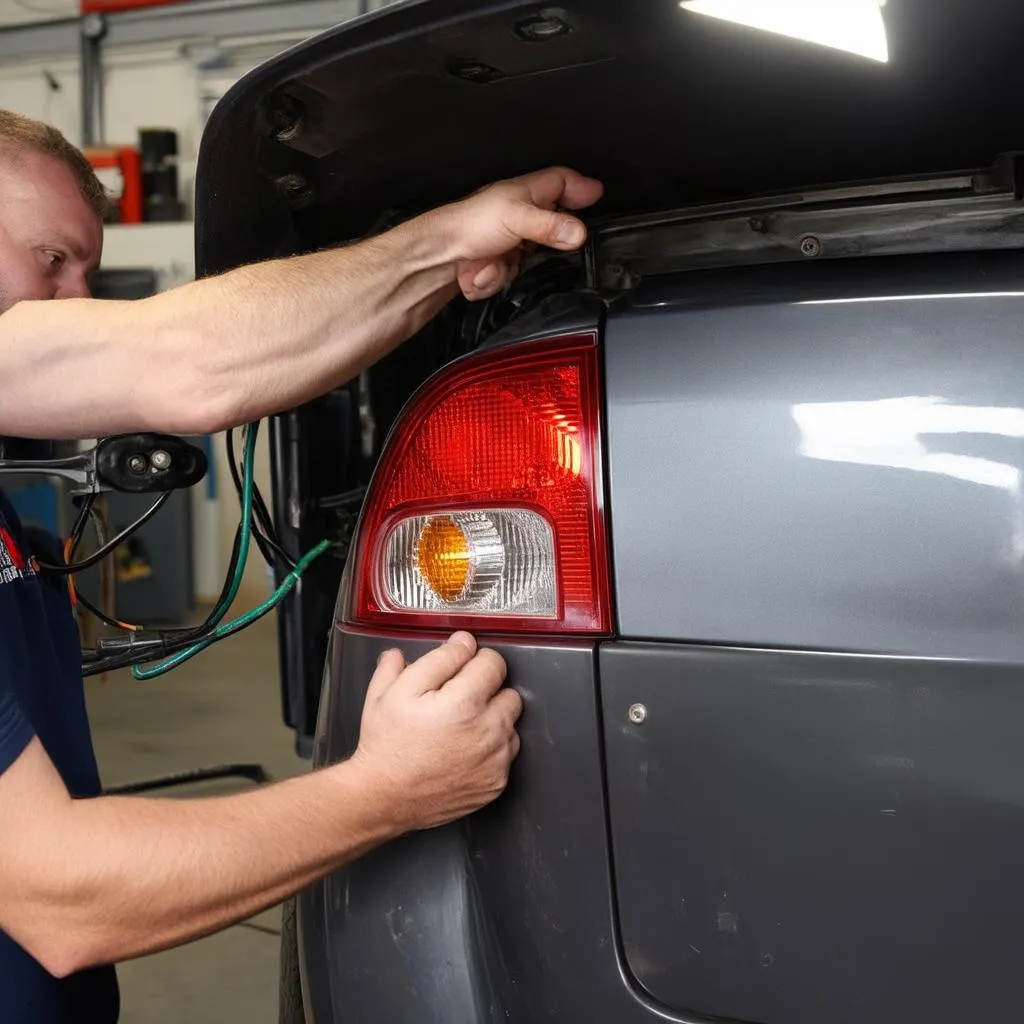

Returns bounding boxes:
[0,108,604,1023]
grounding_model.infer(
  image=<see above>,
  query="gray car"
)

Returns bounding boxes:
[194,1,1024,1021]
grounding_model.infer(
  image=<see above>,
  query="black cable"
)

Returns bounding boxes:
[83,631,199,677]
[226,429,296,570]
[192,524,243,634]
[227,428,283,545]
[317,486,367,511]
[82,424,301,674]
[68,494,95,558]
[74,589,134,633]
[81,521,255,677]
[40,493,171,575]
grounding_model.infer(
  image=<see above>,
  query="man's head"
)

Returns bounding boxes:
[0,110,106,314]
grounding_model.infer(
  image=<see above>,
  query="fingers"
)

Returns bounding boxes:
[512,166,605,212]
[458,261,518,301]
[502,200,587,252]
[391,632,477,696]
[364,646,406,704]
[458,259,505,300]
[445,647,509,704]
[490,685,524,728]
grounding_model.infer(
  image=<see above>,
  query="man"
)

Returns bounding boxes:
[0,109,604,1021]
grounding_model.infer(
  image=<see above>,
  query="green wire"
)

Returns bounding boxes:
[208,422,258,628]
[131,540,331,680]
[130,422,330,681]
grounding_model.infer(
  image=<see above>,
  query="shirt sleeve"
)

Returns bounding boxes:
[0,689,33,776]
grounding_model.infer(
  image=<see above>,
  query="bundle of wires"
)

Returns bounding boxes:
[67,422,330,679]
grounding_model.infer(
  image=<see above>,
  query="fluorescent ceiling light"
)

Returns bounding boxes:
[679,0,889,63]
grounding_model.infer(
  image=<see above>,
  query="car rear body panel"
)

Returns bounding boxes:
[605,253,1024,659]
[295,249,1024,1023]
[300,627,661,1024]
[603,642,1024,1024]
[597,252,1024,1022]
[190,3,1024,1021]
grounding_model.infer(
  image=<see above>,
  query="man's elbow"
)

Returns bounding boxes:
[37,941,93,981]
[20,925,108,980]
[168,388,240,436]
[143,374,241,436]
[3,890,115,979]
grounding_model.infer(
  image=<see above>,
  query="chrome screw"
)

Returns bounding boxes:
[628,703,648,725]
[150,450,172,471]
[127,455,147,475]
[800,235,822,258]
[275,117,304,143]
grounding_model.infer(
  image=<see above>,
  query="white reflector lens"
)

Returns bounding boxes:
[680,0,889,63]
[381,509,557,616]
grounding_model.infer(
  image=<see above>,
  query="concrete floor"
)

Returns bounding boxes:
[85,606,308,1023]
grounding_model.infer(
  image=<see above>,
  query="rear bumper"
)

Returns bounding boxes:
[297,627,672,1024]
[298,629,1024,1024]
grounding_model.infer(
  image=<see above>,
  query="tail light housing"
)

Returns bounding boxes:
[348,333,611,634]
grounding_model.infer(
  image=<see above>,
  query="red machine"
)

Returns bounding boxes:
[83,146,143,224]
[81,0,189,13]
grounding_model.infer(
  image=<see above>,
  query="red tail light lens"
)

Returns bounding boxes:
[349,333,611,634]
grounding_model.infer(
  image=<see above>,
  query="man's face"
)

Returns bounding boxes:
[0,148,103,314]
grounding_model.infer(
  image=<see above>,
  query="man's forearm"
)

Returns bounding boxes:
[4,739,399,978]
[0,220,458,440]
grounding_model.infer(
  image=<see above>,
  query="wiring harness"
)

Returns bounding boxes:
[77,422,331,679]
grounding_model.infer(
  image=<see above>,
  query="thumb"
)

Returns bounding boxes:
[503,200,587,251]
[365,647,406,705]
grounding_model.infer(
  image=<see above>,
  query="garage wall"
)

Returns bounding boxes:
[0,3,376,602]
[0,44,277,599]
[0,0,76,28]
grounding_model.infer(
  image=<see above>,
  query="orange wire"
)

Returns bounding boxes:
[64,536,78,606]
[64,522,141,632]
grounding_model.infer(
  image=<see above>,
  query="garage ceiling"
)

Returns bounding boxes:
[0,0,77,27]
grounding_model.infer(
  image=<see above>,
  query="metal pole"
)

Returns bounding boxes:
[80,13,107,146]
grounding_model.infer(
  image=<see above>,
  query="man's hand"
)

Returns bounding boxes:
[423,166,604,302]
[349,632,523,833]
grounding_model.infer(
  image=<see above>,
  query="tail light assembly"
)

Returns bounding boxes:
[348,333,611,635]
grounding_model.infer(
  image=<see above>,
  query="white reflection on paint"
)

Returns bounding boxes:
[793,396,1024,560]
[799,292,1024,306]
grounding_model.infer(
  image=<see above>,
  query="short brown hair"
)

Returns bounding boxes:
[0,109,109,220]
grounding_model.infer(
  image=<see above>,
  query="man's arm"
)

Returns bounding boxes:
[0,167,602,440]
[0,634,522,978]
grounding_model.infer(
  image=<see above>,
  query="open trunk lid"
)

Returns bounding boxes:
[195,4,1024,1022]
[194,0,1024,748]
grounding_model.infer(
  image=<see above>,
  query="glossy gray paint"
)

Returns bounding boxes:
[300,629,692,1024]
[295,254,1024,1024]
[602,641,1024,1024]
[302,627,1024,1023]
[605,254,1024,658]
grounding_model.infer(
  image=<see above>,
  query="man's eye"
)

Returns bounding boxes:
[41,251,66,271]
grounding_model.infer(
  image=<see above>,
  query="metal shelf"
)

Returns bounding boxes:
[0,0,362,61]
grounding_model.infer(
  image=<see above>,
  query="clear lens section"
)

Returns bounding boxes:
[382,509,557,616]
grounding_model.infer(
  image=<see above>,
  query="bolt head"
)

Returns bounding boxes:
[516,13,572,41]
[449,61,505,84]
[800,235,822,258]
[82,12,106,39]
[275,118,304,143]
[628,703,648,725]
[127,455,147,475]
[150,450,172,471]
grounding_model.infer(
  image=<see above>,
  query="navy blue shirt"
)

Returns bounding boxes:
[0,492,119,1022]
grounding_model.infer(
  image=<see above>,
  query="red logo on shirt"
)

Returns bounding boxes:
[0,526,25,570]
[0,515,35,583]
